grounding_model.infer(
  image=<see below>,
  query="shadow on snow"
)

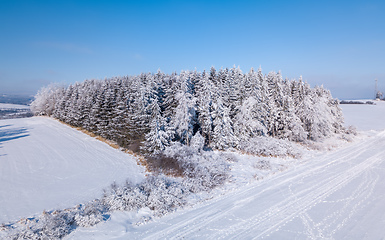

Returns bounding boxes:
[0,126,29,143]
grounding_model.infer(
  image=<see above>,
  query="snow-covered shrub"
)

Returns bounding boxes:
[73,200,106,227]
[102,176,186,217]
[142,176,186,216]
[190,132,205,152]
[102,145,229,216]
[163,143,229,192]
[345,125,357,135]
[239,136,302,158]
[7,210,74,239]
[3,199,108,239]
[254,159,271,170]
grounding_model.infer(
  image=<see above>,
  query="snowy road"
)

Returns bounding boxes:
[0,117,145,223]
[69,130,385,239]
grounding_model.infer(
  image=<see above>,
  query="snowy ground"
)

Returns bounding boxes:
[68,133,385,239]
[2,101,385,239]
[0,117,145,223]
[66,101,385,239]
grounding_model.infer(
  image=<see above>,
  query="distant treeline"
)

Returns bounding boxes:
[339,100,375,105]
[0,95,33,105]
[31,67,345,154]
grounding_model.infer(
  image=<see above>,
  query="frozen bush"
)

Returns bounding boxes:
[102,176,186,217]
[163,143,229,192]
[142,176,186,216]
[7,210,74,239]
[190,132,205,152]
[4,199,107,239]
[239,136,302,158]
[73,200,106,227]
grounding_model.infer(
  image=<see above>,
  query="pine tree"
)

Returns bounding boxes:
[170,71,196,145]
[211,97,238,150]
[234,96,267,141]
[195,70,215,146]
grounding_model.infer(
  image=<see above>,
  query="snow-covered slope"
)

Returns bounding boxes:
[0,117,145,223]
[2,101,385,239]
[66,101,385,239]
[65,130,385,239]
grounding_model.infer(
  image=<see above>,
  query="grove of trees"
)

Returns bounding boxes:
[31,66,345,154]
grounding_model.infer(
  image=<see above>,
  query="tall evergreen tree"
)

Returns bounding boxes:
[170,71,196,145]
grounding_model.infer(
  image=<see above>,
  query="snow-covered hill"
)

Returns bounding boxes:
[0,117,145,223]
[68,130,385,239]
[66,101,385,239]
[2,101,385,239]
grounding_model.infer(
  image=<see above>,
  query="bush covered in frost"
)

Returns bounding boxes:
[163,143,229,191]
[3,200,107,240]
[104,143,229,215]
[239,136,302,158]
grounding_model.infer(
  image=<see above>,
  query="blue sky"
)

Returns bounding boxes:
[1,0,384,99]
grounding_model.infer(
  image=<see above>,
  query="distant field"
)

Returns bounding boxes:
[0,103,32,120]
[340,100,385,131]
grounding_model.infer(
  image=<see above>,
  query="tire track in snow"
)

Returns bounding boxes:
[224,152,385,239]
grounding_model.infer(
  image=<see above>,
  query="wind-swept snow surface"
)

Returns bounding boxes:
[67,101,385,239]
[0,117,145,224]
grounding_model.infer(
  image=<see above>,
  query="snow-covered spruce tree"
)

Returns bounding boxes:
[169,71,197,146]
[227,66,243,118]
[74,80,93,130]
[211,97,238,150]
[195,70,215,146]
[143,76,171,153]
[110,80,130,146]
[234,96,267,141]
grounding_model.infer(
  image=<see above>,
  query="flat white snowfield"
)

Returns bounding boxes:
[0,117,145,223]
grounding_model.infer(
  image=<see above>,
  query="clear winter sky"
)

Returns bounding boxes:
[1,0,384,99]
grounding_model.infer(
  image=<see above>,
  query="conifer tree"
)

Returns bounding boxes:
[211,97,238,150]
[170,71,196,145]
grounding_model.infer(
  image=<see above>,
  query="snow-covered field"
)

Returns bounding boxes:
[0,117,145,223]
[0,103,32,119]
[0,103,30,110]
[340,100,385,131]
[1,101,385,239]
